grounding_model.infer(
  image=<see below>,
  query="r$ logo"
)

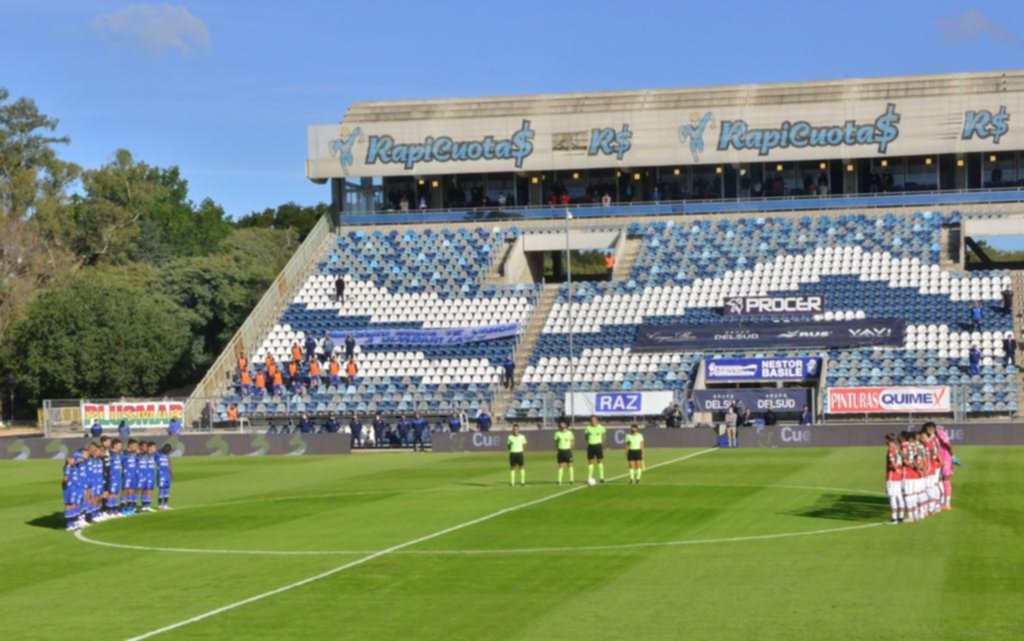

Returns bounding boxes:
[962,106,1010,144]
[588,124,632,160]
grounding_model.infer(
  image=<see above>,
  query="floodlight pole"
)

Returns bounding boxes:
[565,208,576,427]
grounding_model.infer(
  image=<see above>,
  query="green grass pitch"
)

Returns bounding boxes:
[1,446,1022,641]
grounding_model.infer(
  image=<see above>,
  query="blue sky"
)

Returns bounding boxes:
[1,0,1023,218]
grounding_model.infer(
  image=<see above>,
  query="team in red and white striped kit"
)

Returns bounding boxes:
[884,422,955,524]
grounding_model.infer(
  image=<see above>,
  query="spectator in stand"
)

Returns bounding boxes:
[741,407,754,427]
[304,335,317,362]
[397,414,411,446]
[799,404,814,426]
[118,420,131,440]
[663,403,683,428]
[764,407,777,426]
[321,333,335,364]
[308,359,321,391]
[346,358,359,386]
[168,416,183,435]
[88,419,103,438]
[968,345,982,376]
[266,424,278,435]
[411,412,427,452]
[502,355,515,389]
[601,192,611,206]
[686,397,695,425]
[448,411,462,433]
[328,357,341,387]
[1003,287,1014,315]
[335,275,345,303]
[477,409,492,432]
[372,413,387,448]
[289,343,301,363]
[237,352,248,375]
[264,353,276,376]
[254,370,266,397]
[344,334,356,361]
[240,369,253,396]
[604,251,615,278]
[970,301,983,333]
[1004,331,1017,367]
[349,413,363,448]
[272,369,285,396]
[323,414,340,433]
[559,192,570,206]
[724,406,738,447]
[287,360,300,389]
[297,414,314,434]
[227,404,239,426]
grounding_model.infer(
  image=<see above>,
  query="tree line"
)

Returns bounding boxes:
[0,88,323,419]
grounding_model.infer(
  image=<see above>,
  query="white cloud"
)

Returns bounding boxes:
[935,9,1024,47]
[92,3,210,56]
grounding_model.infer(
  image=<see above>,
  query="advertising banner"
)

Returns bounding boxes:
[634,319,905,351]
[563,391,675,417]
[80,401,185,431]
[692,388,810,413]
[1,433,351,460]
[722,295,826,316]
[328,323,520,347]
[704,357,821,382]
[826,387,952,414]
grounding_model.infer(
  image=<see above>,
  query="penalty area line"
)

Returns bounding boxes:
[124,448,717,640]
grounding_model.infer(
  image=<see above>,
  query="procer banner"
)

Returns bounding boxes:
[722,295,826,316]
[704,357,821,382]
[564,391,675,417]
[692,388,810,413]
[827,387,952,414]
[634,319,905,351]
[329,324,520,347]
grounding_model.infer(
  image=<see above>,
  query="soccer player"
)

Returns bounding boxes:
[898,432,921,523]
[553,421,575,485]
[625,424,645,484]
[62,453,81,531]
[139,442,155,512]
[89,442,106,521]
[122,439,139,515]
[917,429,940,516]
[884,433,905,524]
[921,423,942,515]
[156,444,173,510]
[507,424,527,486]
[105,439,124,518]
[935,424,955,510]
[584,415,606,484]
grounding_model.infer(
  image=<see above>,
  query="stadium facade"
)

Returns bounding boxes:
[307,71,1023,215]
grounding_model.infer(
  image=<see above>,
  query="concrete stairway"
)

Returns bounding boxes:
[613,235,642,280]
[1013,271,1024,417]
[940,224,961,270]
[491,283,559,422]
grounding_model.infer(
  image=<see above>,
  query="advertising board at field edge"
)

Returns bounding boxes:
[826,387,952,414]
[80,401,185,430]
[564,391,675,417]
[704,357,821,382]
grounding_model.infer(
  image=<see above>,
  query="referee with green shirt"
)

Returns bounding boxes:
[625,424,645,484]
[584,415,606,484]
[553,421,575,485]
[507,423,527,486]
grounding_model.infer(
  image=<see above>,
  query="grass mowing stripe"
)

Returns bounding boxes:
[125,448,718,640]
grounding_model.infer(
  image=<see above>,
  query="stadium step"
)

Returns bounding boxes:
[1013,271,1024,417]
[491,283,560,421]
[612,235,642,280]
[940,224,961,270]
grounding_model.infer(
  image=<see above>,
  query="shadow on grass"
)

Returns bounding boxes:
[26,511,67,530]
[786,493,889,522]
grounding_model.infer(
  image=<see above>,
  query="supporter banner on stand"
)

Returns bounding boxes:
[634,319,905,351]
[704,357,821,382]
[80,401,185,431]
[329,323,520,347]
[692,388,810,413]
[827,386,952,414]
[564,391,675,417]
[722,295,826,316]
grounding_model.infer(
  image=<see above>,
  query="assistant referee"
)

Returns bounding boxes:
[507,423,527,486]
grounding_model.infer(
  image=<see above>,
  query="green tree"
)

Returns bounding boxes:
[2,267,190,402]
[236,201,327,239]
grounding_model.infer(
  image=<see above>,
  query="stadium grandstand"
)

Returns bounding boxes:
[187,70,1024,435]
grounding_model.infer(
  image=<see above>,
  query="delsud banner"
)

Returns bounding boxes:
[692,388,810,413]
[1,433,351,460]
[81,401,184,431]
[328,323,520,347]
[564,391,675,417]
[634,318,905,351]
[722,295,825,316]
[704,357,821,382]
[827,386,952,414]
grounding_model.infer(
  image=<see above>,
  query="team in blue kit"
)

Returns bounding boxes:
[61,438,173,531]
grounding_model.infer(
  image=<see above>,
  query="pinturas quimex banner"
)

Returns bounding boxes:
[81,401,185,431]
[704,357,821,382]
[328,324,520,347]
[634,319,905,351]
[692,389,811,413]
[564,391,675,417]
[722,295,826,316]
[826,387,952,414]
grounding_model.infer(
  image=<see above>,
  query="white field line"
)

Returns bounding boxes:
[124,448,717,641]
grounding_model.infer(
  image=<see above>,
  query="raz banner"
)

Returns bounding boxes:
[634,319,905,351]
[564,391,676,417]
[329,323,520,347]
[704,357,821,382]
[826,386,952,414]
[80,401,185,431]
[692,388,811,413]
[722,295,826,316]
